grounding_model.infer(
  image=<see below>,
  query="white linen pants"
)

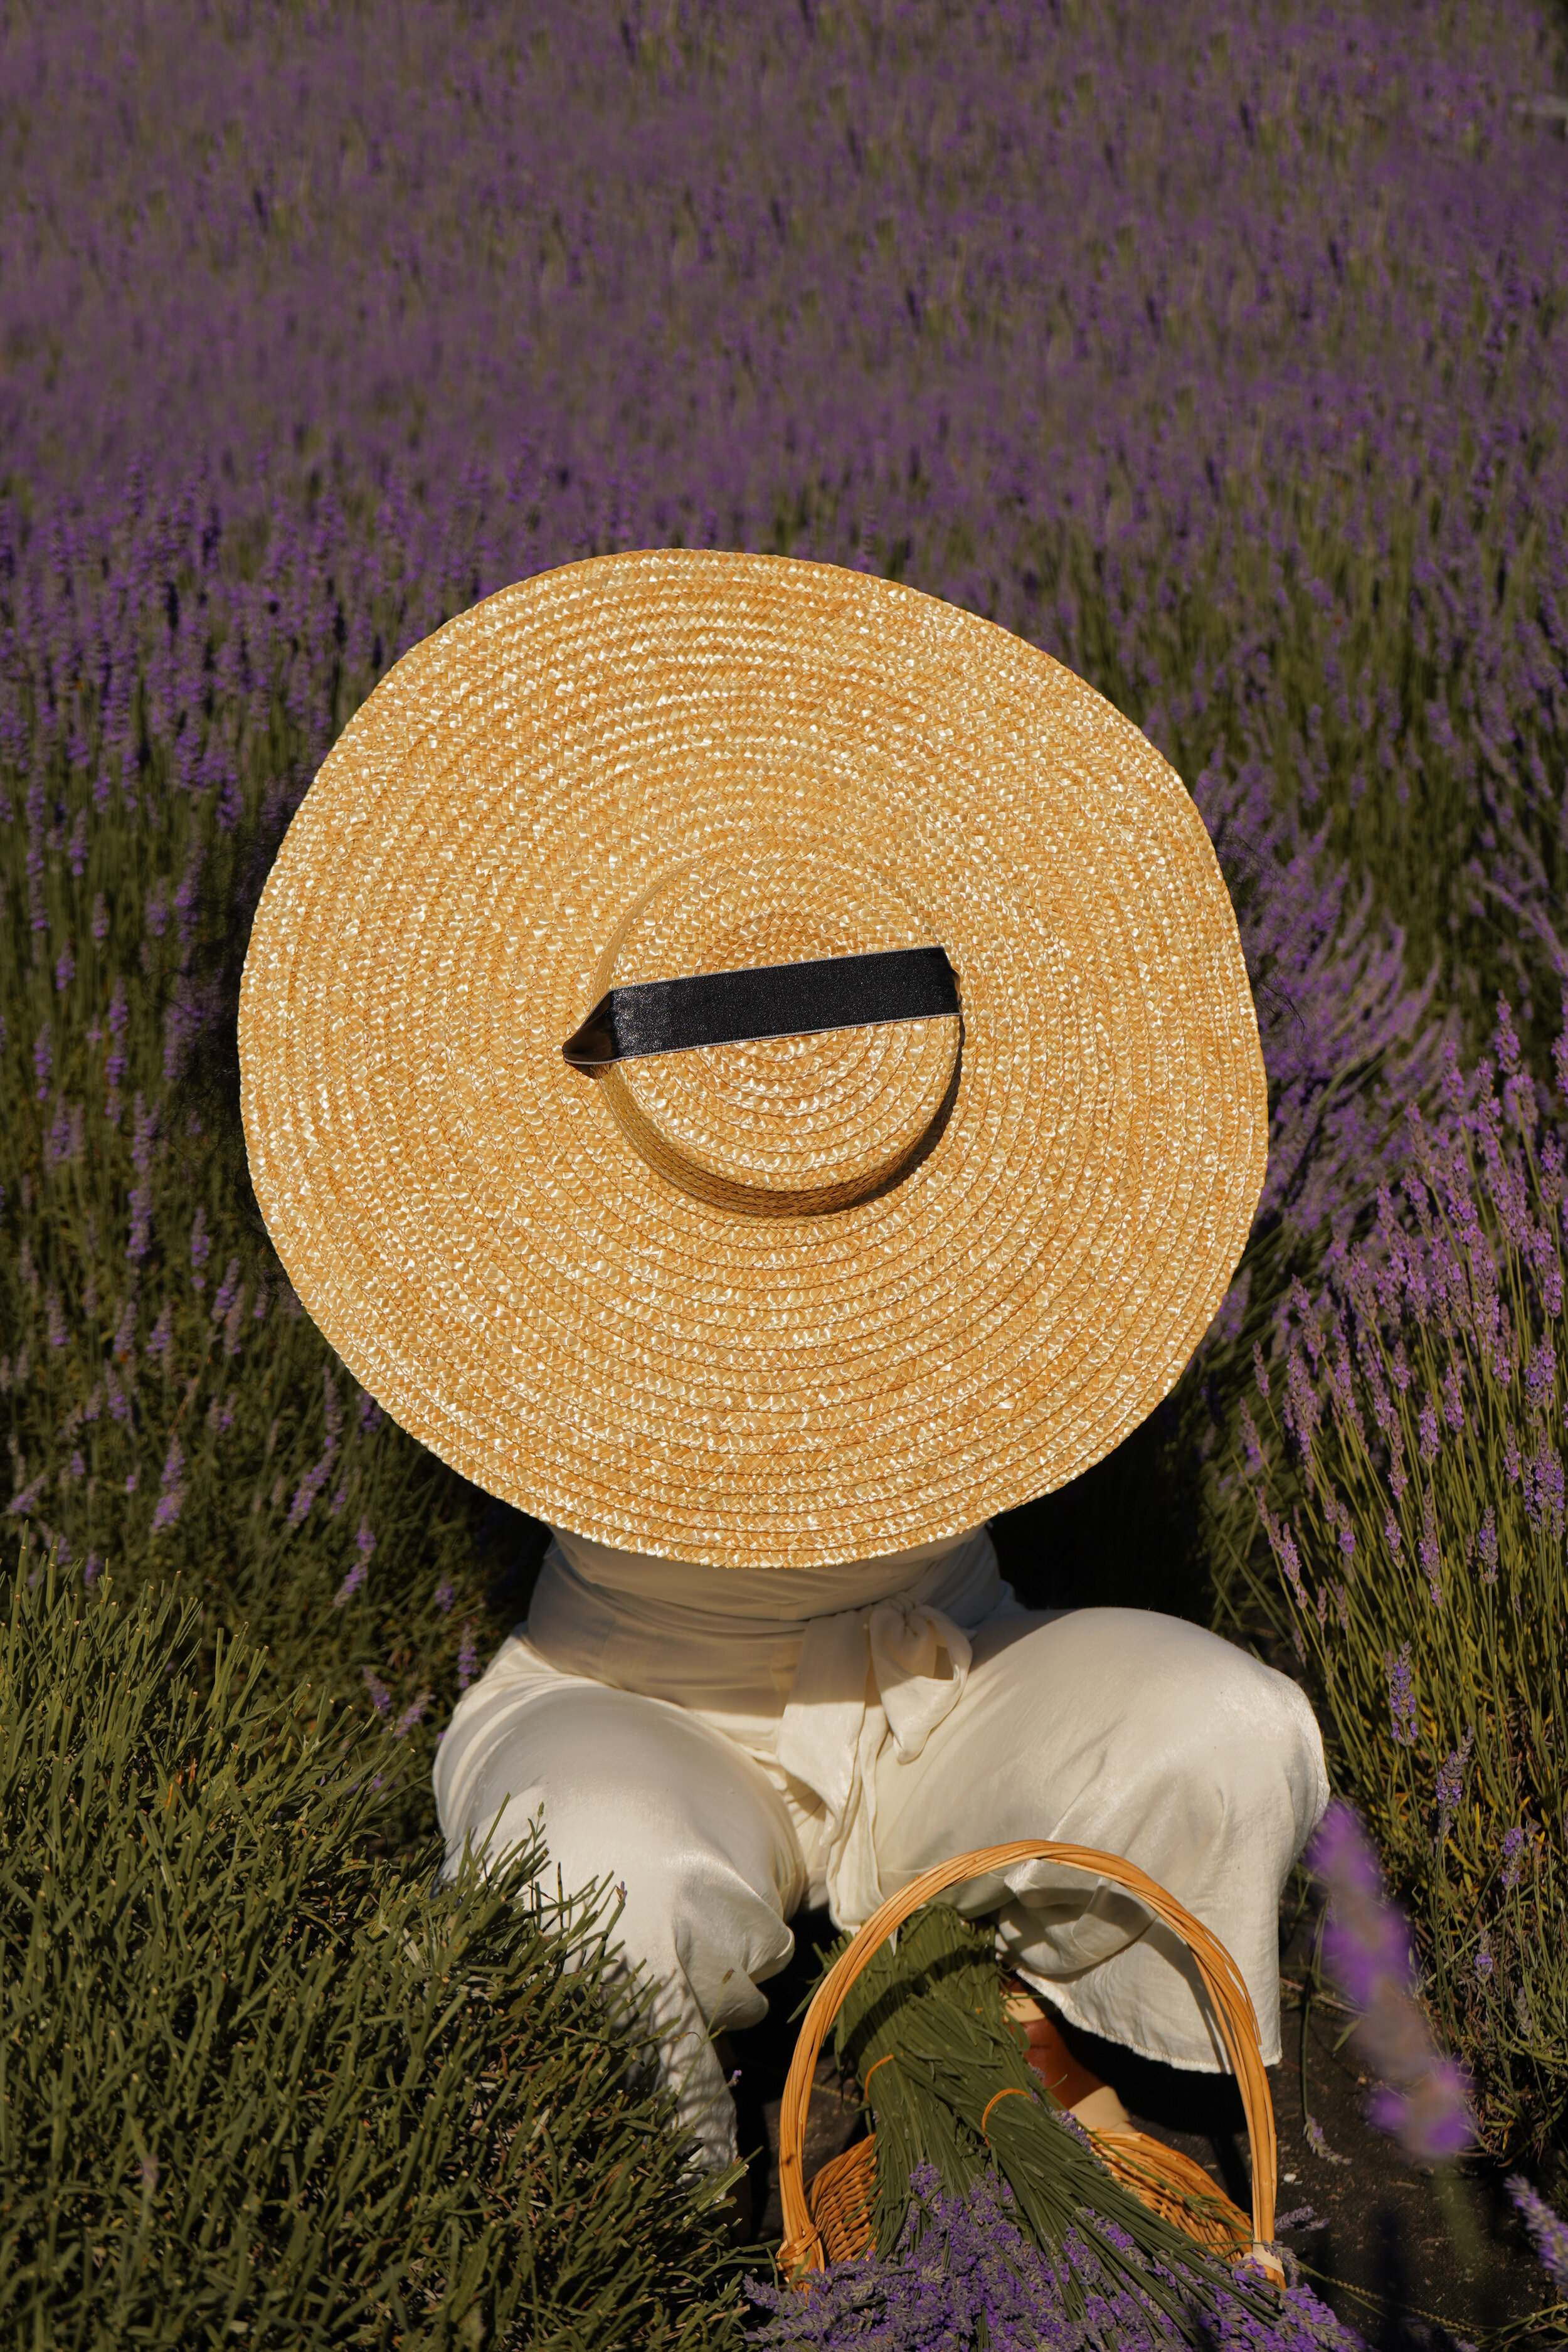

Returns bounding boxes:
[437,1601,1327,2168]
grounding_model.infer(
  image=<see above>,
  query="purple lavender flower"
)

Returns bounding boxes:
[172,844,203,956]
[209,1258,241,1323]
[334,1518,376,1606]
[1476,1505,1499,1585]
[1385,1644,1417,1747]
[1367,2060,1476,2163]
[1284,1345,1320,1452]
[105,981,127,1120]
[1502,1825,1531,1890]
[458,1622,479,1690]
[287,1369,342,1528]
[363,1668,392,1717]
[46,1100,84,1166]
[45,1291,67,1350]
[1263,1505,1311,1615]
[111,1295,136,1362]
[144,1304,172,1366]
[151,1436,184,1533]
[1525,1433,1568,1538]
[1441,1363,1464,1434]
[127,1094,157,1261]
[1417,1485,1442,1608]
[1386,1428,1409,1504]
[8,1471,49,1518]
[188,1207,211,1290]
[221,1293,245,1357]
[332,1560,365,1608]
[1495,997,1523,1079]
[1434,1727,1474,1840]
[1507,2176,1568,2296]
[433,1576,455,1614]
[1526,1340,1557,1417]
[1305,2116,1350,2168]
[393,1691,431,1737]
[1311,1803,1475,2164]
[1238,1400,1264,1476]
[288,1461,330,1530]
[33,1022,51,1103]
[53,945,74,993]
[90,892,108,943]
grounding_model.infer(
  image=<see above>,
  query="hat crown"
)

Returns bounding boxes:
[594,842,961,1216]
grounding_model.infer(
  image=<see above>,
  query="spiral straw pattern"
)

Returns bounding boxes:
[238,549,1266,1567]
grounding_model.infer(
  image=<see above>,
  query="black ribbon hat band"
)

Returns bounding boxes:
[561,944,959,1070]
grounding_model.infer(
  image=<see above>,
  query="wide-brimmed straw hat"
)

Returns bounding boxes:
[238,550,1265,1570]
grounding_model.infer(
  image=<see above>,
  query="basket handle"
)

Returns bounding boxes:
[776,1839,1279,2282]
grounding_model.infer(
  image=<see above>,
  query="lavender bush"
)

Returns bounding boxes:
[0,1564,752,2349]
[0,495,558,1852]
[1238,1012,1568,2154]
[1311,1802,1476,2166]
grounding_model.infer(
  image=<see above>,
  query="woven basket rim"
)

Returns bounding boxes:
[775,1838,1281,2284]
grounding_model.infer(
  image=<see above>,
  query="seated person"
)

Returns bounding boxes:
[238,546,1328,2189]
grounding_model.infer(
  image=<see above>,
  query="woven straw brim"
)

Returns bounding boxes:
[238,550,1266,1569]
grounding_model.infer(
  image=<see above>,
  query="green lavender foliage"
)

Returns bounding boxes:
[817,1905,1258,2323]
[0,1564,750,2351]
[0,512,542,1860]
[1234,1020,1568,2158]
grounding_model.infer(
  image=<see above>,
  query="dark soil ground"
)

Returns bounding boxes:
[729,1897,1564,2346]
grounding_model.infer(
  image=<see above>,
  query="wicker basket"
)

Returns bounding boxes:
[776,1839,1285,2289]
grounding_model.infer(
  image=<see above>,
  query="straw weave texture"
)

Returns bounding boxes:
[238,550,1266,1569]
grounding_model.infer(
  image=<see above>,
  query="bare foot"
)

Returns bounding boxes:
[1002,1986,1126,2120]
[1019,2010,1108,2109]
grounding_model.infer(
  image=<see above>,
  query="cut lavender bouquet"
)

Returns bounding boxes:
[746,2166,1363,2351]
[772,1903,1288,2342]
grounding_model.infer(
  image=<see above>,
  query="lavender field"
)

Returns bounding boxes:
[2,1,1567,2343]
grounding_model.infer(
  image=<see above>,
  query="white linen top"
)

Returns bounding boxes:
[437,1522,1020,1924]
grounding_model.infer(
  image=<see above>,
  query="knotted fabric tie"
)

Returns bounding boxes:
[776,1592,974,1924]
